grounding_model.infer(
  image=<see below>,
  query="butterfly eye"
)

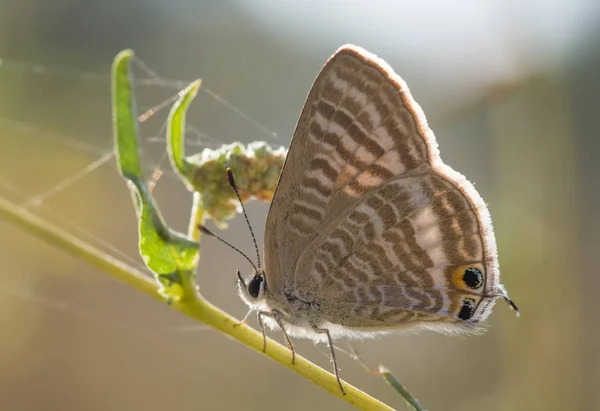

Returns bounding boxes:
[247,276,265,299]
[458,298,477,320]
[462,267,484,289]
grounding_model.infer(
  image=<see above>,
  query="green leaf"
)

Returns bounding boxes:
[167,80,201,186]
[377,366,424,411]
[112,49,142,181]
[111,49,199,302]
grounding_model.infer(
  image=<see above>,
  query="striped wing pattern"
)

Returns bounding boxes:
[298,173,488,329]
[264,45,499,331]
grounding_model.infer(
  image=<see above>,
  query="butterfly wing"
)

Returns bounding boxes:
[297,171,498,333]
[264,45,500,329]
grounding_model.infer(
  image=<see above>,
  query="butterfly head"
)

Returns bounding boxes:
[237,269,267,305]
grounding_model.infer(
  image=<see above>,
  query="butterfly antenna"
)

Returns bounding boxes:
[198,225,258,273]
[226,167,262,270]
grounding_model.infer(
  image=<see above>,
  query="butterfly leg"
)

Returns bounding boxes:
[257,310,296,364]
[313,326,345,395]
[233,307,254,327]
[256,311,269,353]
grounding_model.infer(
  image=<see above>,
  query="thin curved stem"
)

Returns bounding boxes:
[0,196,394,411]
[188,192,205,241]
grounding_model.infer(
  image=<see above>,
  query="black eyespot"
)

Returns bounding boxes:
[463,268,483,289]
[458,298,477,320]
[247,276,264,299]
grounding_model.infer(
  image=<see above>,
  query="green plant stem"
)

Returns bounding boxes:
[0,196,395,411]
[188,192,205,241]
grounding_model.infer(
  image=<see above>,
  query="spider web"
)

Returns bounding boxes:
[0,55,282,335]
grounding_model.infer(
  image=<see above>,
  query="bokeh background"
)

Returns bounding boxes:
[1,1,598,410]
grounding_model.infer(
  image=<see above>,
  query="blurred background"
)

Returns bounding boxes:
[0,1,598,410]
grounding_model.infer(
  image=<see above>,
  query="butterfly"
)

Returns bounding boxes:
[206,44,518,394]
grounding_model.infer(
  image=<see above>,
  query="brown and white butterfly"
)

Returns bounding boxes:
[210,44,518,394]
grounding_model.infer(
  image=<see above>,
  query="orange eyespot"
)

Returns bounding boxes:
[450,264,485,291]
